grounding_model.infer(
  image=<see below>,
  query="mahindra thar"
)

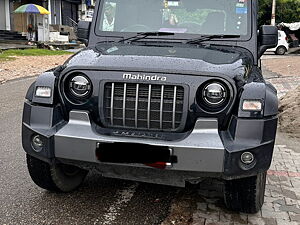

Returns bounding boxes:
[22,0,279,213]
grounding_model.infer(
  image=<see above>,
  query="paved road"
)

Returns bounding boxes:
[0,77,179,225]
[262,52,300,59]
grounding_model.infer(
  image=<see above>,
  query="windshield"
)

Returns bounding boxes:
[97,0,250,36]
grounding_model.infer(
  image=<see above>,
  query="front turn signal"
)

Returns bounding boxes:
[242,100,262,111]
[35,86,52,98]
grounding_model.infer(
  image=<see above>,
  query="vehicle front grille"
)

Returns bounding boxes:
[102,82,185,131]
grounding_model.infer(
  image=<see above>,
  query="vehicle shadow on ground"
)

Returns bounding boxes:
[35,172,180,225]
[35,170,261,225]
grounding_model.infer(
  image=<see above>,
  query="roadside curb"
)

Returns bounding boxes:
[0,75,37,85]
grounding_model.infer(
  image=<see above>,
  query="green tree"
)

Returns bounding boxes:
[258,0,300,26]
[276,0,300,23]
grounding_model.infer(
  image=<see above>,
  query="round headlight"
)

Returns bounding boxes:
[69,75,91,98]
[202,82,227,106]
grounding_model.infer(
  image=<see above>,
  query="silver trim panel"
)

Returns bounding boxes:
[55,110,225,172]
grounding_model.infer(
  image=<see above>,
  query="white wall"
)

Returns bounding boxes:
[5,0,11,30]
[0,0,6,30]
[50,0,62,25]
[0,0,11,30]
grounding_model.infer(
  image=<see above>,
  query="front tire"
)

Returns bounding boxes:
[26,154,88,192]
[224,172,266,213]
[275,46,287,55]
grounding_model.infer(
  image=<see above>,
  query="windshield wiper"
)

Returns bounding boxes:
[185,35,241,44]
[118,32,175,43]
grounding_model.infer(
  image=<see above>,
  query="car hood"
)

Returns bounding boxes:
[64,43,253,80]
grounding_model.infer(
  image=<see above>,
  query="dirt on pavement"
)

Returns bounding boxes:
[0,55,71,84]
[161,187,198,225]
[278,85,300,138]
[262,56,300,138]
[262,56,300,77]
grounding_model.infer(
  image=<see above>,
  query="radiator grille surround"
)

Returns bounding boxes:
[102,82,186,132]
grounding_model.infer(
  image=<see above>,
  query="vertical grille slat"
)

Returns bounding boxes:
[172,86,177,130]
[147,84,151,129]
[122,83,127,126]
[103,82,184,132]
[110,83,115,126]
[160,85,164,130]
[135,83,139,128]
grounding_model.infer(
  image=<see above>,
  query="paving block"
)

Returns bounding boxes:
[197,202,208,211]
[193,211,220,221]
[219,212,247,224]
[261,208,290,220]
[276,219,298,225]
[248,217,277,225]
[204,219,231,225]
[192,218,206,225]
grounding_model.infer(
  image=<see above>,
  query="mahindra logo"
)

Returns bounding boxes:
[123,73,167,81]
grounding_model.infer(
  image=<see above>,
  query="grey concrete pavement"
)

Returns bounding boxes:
[0,43,35,50]
[262,67,300,98]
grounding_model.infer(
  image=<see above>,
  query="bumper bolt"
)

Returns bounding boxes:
[241,152,254,164]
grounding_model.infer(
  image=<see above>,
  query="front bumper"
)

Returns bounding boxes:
[22,102,277,187]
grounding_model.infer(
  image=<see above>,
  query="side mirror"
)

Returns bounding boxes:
[77,21,91,45]
[258,25,278,58]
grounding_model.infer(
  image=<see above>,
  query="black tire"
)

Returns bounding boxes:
[26,154,88,192]
[224,172,266,213]
[275,46,287,55]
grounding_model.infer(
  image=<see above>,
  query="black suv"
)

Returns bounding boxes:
[22,0,278,213]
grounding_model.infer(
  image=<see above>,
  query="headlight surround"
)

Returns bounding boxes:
[69,75,92,98]
[197,80,230,113]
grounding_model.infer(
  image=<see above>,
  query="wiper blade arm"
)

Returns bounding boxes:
[118,32,175,43]
[185,35,240,44]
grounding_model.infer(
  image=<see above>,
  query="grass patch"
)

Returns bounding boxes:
[0,49,72,62]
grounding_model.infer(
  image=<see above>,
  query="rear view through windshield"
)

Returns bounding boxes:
[97,0,250,35]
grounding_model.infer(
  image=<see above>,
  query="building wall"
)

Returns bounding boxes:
[8,0,45,32]
[79,0,96,21]
[61,1,78,25]
[50,0,62,25]
[12,2,28,33]
[0,0,11,31]
[0,1,6,30]
[49,0,85,25]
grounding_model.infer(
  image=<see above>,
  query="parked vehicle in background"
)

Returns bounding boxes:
[22,0,279,214]
[267,30,289,55]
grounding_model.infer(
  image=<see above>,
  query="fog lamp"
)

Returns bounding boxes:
[242,100,262,111]
[35,86,52,98]
[32,135,44,152]
[241,152,254,164]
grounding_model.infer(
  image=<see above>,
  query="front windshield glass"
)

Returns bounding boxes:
[97,0,250,35]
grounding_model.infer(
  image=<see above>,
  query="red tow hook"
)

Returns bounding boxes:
[145,162,169,169]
